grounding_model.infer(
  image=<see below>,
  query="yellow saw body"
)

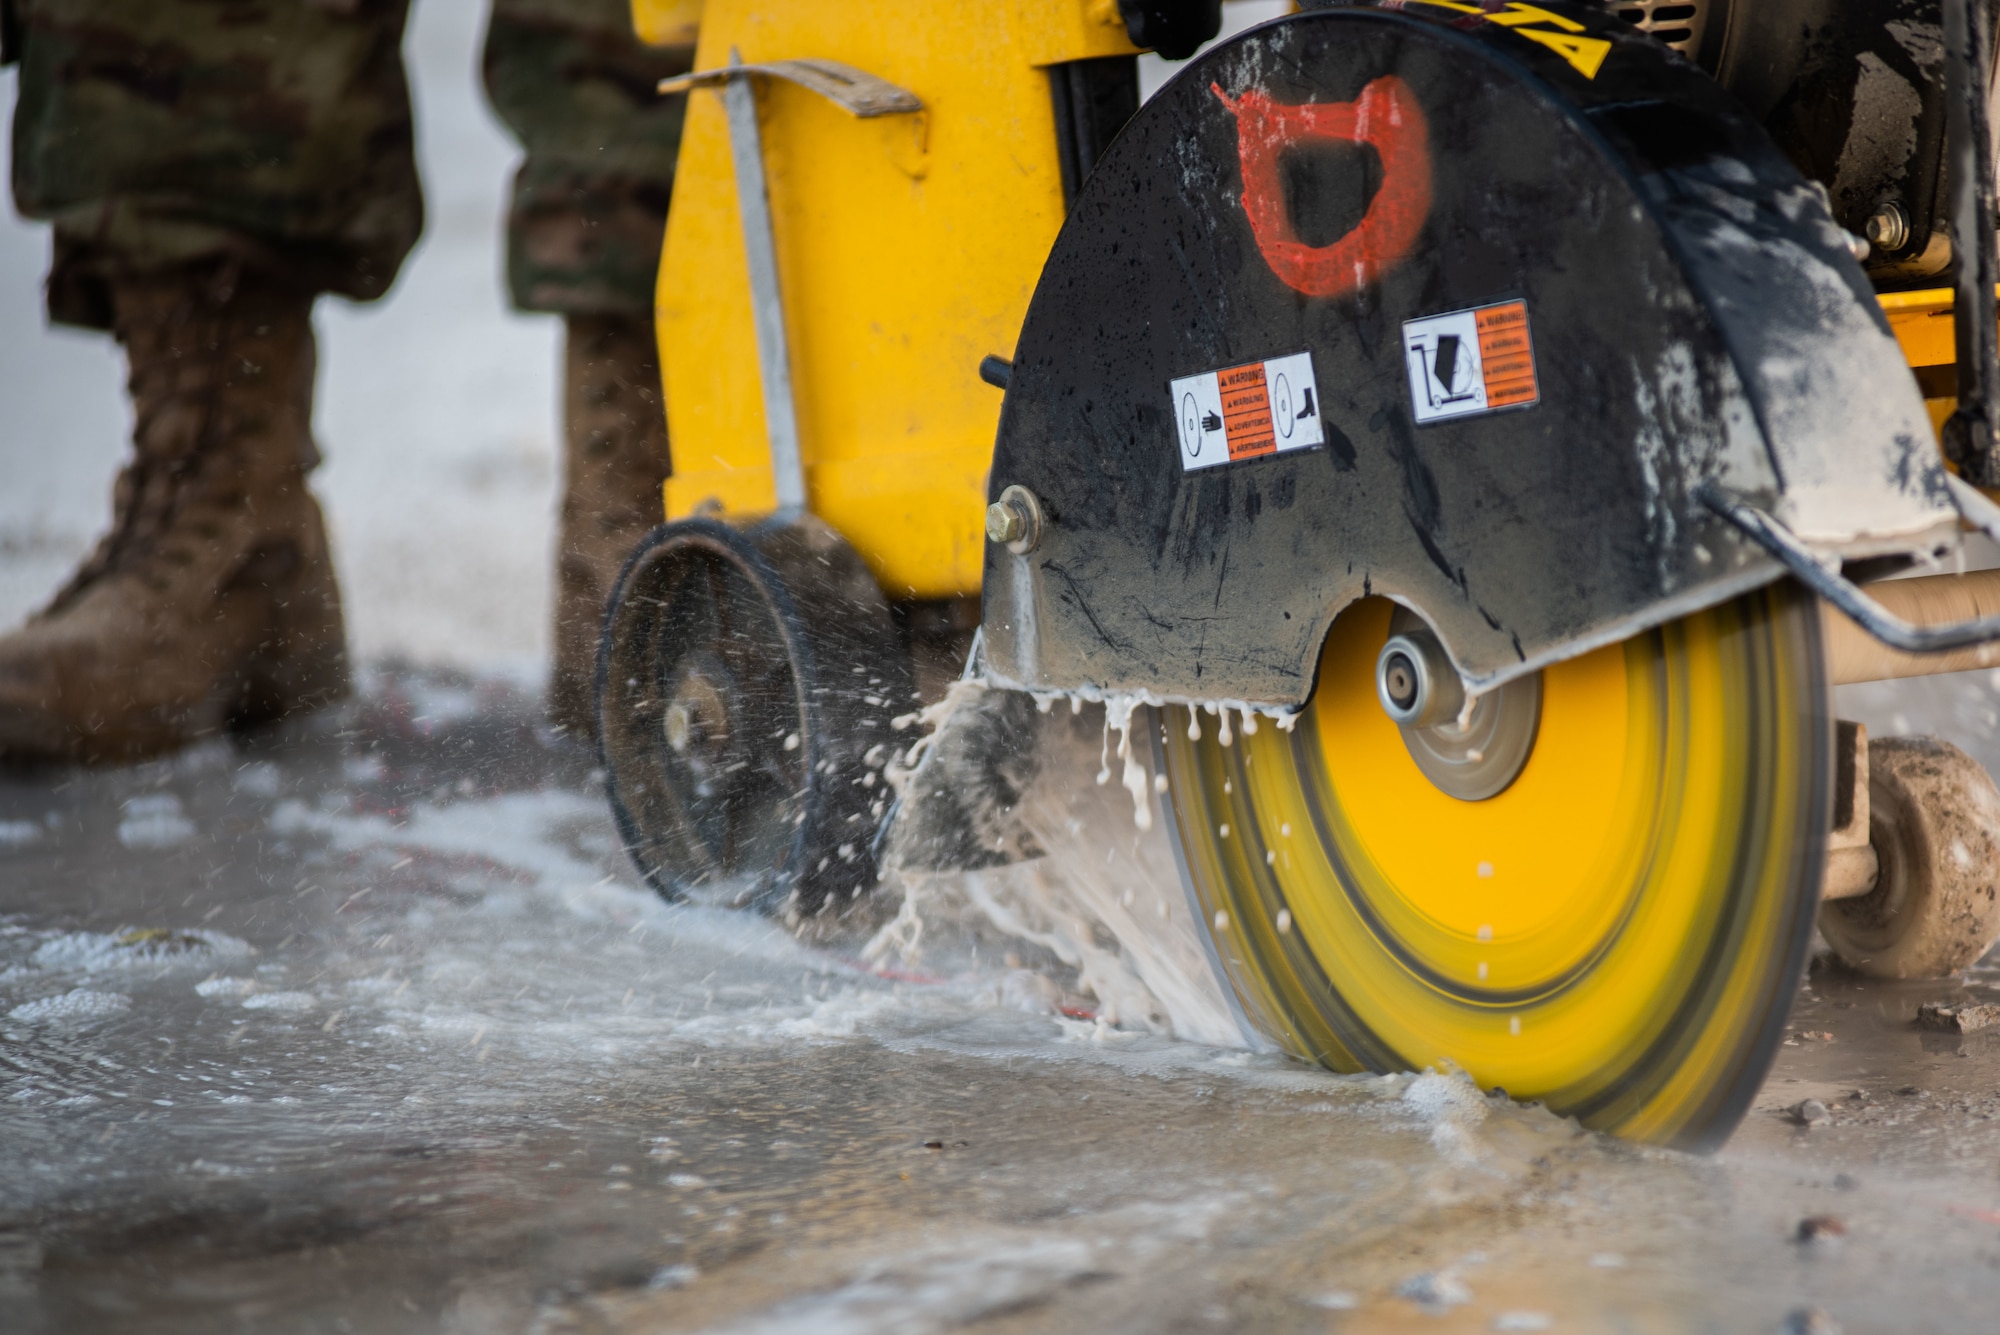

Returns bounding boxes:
[637,0,1137,598]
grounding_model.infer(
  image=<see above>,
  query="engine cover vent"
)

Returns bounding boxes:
[1610,0,1712,54]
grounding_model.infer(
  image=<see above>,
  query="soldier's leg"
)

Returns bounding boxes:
[0,262,345,762]
[1,0,419,763]
[551,312,670,737]
[483,0,691,740]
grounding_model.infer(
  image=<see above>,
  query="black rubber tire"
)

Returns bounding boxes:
[596,515,914,916]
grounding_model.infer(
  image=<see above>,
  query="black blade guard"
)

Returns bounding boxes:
[981,0,1950,706]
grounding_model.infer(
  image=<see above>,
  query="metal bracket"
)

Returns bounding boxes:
[665,54,924,517]
[1699,475,2000,653]
[660,58,923,119]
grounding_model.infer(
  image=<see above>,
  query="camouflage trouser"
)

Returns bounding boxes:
[3,0,423,329]
[481,0,692,315]
[3,0,690,327]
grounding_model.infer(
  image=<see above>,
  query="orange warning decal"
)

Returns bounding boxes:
[1402,299,1540,423]
[1171,352,1325,472]
[1474,301,1538,408]
[1217,362,1276,459]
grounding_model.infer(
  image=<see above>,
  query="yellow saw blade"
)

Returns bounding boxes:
[1160,586,1830,1150]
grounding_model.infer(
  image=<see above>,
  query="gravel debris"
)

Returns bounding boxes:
[1397,1270,1472,1311]
[1916,1001,2000,1033]
[1782,1305,1842,1335]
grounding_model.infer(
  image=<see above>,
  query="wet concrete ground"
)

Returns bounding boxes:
[5,672,2000,1334]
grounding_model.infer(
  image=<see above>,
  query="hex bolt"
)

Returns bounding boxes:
[1864,200,1910,253]
[985,502,1024,544]
[985,484,1044,555]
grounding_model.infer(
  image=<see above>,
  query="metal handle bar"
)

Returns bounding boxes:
[660,59,922,118]
[1700,475,2000,653]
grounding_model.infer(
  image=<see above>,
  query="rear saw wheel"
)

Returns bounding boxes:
[1162,586,1829,1149]
[597,515,913,916]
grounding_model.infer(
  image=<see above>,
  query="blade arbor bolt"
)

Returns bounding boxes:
[985,484,1045,555]
[1375,628,1466,729]
[1382,651,1420,711]
[1864,200,1910,253]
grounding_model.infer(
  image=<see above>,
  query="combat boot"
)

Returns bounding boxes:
[0,263,347,764]
[551,312,671,740]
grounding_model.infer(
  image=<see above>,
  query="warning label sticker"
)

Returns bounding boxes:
[1170,351,1325,473]
[1402,299,1540,424]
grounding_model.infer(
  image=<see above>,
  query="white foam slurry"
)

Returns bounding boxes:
[116,792,197,850]
[877,683,1248,1049]
[1032,690,1295,836]
[1095,694,1155,832]
[239,991,318,1013]
[28,928,251,973]
[246,778,1279,1096]
[266,788,820,965]
[1400,1067,1499,1166]
[7,989,131,1025]
[953,629,1298,835]
[1,928,250,1034]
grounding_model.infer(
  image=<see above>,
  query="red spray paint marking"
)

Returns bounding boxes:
[1212,76,1432,300]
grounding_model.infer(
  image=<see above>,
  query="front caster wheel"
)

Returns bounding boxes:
[1819,737,2000,979]
[1163,586,1830,1149]
[596,515,913,915]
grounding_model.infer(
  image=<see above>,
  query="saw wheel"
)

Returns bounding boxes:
[598,515,912,916]
[1162,586,1828,1149]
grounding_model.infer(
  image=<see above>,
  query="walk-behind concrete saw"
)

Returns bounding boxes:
[602,0,2000,1147]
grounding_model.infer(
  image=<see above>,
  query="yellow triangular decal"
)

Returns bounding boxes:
[1487,3,1585,33]
[1513,27,1612,79]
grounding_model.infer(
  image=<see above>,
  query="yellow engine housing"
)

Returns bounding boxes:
[637,0,1140,600]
